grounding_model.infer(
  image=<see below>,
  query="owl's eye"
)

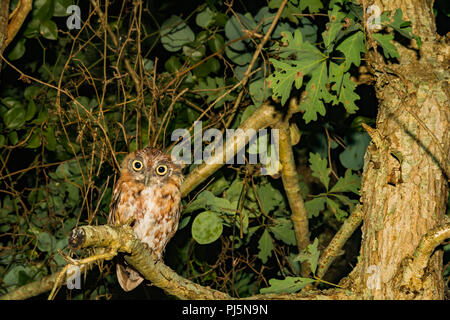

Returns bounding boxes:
[132,160,144,171]
[155,164,168,176]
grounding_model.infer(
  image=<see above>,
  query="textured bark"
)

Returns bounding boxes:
[276,120,310,259]
[0,0,10,70]
[348,0,449,299]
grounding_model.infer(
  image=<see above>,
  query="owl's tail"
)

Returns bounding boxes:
[116,264,144,292]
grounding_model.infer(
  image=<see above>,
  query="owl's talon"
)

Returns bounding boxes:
[125,217,136,227]
[150,252,162,262]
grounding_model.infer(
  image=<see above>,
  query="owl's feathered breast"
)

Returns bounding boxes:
[109,171,182,258]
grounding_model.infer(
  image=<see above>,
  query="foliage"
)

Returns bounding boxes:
[0,0,438,300]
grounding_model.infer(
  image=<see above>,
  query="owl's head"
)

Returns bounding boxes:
[120,147,183,188]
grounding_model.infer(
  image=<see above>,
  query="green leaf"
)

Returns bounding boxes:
[277,28,323,60]
[257,182,284,213]
[241,105,258,123]
[178,216,191,230]
[267,59,303,105]
[4,266,31,287]
[309,153,330,190]
[305,197,326,218]
[183,44,206,63]
[40,20,58,40]
[0,135,5,148]
[184,191,235,214]
[224,179,244,203]
[269,218,297,245]
[225,14,255,51]
[193,57,220,77]
[322,6,346,49]
[53,0,73,17]
[1,195,16,214]
[260,276,315,294]
[35,0,55,22]
[295,238,320,274]
[224,46,252,66]
[4,106,26,129]
[330,69,360,114]
[191,211,223,244]
[208,176,230,196]
[7,38,26,61]
[37,231,55,252]
[44,126,57,151]
[269,0,302,23]
[26,132,41,149]
[8,131,18,145]
[336,31,365,71]
[326,197,348,221]
[249,79,272,107]
[258,229,274,263]
[143,59,154,71]
[332,194,358,210]
[330,169,361,194]
[208,34,225,53]
[299,60,332,123]
[196,7,215,28]
[388,9,413,39]
[66,183,79,202]
[160,15,195,52]
[299,0,324,14]
[339,132,371,170]
[372,33,399,59]
[194,77,234,107]
[164,56,182,73]
[267,30,324,105]
[32,106,48,124]
[25,100,37,121]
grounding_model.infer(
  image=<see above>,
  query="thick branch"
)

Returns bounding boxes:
[181,103,281,196]
[0,271,60,300]
[69,225,231,299]
[0,0,10,69]
[274,106,310,263]
[0,224,358,300]
[316,205,363,278]
[5,0,32,48]
[399,222,450,290]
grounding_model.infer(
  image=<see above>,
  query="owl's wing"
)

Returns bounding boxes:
[108,182,122,225]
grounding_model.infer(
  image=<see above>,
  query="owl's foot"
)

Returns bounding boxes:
[124,217,136,227]
[149,250,162,262]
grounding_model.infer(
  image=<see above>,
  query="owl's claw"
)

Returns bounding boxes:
[125,217,136,227]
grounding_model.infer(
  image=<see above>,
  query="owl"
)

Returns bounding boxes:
[108,147,183,291]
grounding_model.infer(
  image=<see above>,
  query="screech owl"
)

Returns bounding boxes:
[108,147,183,291]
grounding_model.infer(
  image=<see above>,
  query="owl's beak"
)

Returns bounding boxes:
[144,174,151,186]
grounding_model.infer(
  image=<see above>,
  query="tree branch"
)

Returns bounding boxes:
[181,103,282,196]
[1,225,354,300]
[316,205,363,279]
[68,225,232,299]
[399,222,450,291]
[274,101,310,275]
[5,0,32,48]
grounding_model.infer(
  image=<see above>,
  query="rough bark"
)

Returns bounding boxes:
[0,0,10,70]
[347,0,449,299]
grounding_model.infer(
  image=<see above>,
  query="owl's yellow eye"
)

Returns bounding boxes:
[132,160,144,171]
[155,164,168,176]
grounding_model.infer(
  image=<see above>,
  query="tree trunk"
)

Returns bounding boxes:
[348,0,449,299]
